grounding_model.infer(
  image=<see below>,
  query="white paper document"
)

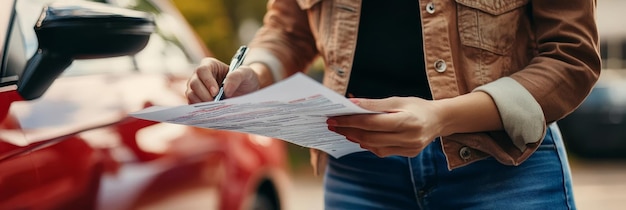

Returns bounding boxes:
[130,73,378,158]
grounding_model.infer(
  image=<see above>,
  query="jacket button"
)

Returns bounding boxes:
[459,146,472,160]
[434,59,447,73]
[334,67,345,76]
[426,2,435,14]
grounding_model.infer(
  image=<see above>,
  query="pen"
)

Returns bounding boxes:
[214,45,249,101]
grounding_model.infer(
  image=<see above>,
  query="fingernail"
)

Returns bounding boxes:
[349,98,360,104]
[346,137,357,143]
[210,87,218,96]
[328,126,336,132]
[327,119,337,126]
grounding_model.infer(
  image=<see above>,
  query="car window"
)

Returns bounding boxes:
[0,0,14,64]
[2,4,27,85]
[16,0,197,77]
[3,14,27,82]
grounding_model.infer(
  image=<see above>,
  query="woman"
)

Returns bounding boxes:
[186,0,600,209]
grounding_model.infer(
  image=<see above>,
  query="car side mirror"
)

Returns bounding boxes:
[17,1,155,100]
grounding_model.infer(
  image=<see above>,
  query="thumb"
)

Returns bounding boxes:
[222,67,259,98]
[349,97,400,113]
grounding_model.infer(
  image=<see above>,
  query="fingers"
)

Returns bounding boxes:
[330,126,430,157]
[350,97,405,113]
[187,91,203,104]
[186,58,228,103]
[328,112,416,133]
[329,97,430,132]
[197,64,221,95]
[221,66,260,98]
[332,126,426,148]
[327,97,437,158]
[331,97,405,131]
[187,73,212,102]
[186,58,261,103]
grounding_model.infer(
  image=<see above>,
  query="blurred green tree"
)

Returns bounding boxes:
[171,0,265,62]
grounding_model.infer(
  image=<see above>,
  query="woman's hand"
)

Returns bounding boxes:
[186,57,261,104]
[327,97,446,158]
[327,92,503,158]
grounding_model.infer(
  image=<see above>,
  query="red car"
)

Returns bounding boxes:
[0,0,288,209]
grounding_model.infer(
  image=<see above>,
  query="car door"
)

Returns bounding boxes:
[0,1,134,209]
[0,1,45,208]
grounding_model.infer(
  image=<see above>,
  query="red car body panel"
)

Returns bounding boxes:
[0,0,289,209]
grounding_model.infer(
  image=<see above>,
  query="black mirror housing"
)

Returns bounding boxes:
[17,1,155,100]
[35,1,155,58]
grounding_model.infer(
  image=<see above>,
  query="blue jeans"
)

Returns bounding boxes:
[324,124,576,210]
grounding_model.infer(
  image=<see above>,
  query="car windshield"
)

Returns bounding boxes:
[16,0,199,76]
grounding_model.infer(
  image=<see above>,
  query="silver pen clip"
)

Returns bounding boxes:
[214,45,249,101]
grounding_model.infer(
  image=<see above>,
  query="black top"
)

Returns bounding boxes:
[347,0,432,100]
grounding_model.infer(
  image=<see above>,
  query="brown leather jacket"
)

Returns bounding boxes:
[244,0,600,174]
